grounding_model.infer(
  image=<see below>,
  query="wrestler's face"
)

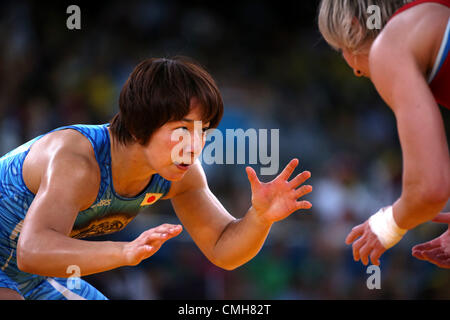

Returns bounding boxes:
[143,98,210,181]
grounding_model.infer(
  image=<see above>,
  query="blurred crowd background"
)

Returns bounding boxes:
[1,0,449,299]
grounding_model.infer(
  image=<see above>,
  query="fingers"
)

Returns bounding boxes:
[278,158,299,181]
[412,237,442,262]
[359,242,376,266]
[422,247,445,260]
[246,166,260,188]
[148,224,183,236]
[345,224,365,245]
[144,231,172,242]
[411,239,441,253]
[126,224,183,266]
[294,184,313,199]
[417,252,450,268]
[432,212,450,224]
[412,248,427,261]
[352,235,366,262]
[346,222,386,266]
[422,248,450,268]
[289,171,312,189]
[140,224,183,245]
[137,224,183,259]
[295,200,312,210]
[291,173,312,207]
[369,247,385,266]
[351,232,385,266]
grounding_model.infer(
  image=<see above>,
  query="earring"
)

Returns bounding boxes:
[353,55,363,76]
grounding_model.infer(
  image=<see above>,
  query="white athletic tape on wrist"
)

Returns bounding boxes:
[368,206,407,249]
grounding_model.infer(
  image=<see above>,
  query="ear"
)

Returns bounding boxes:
[130,133,145,146]
[130,133,142,143]
[351,16,363,30]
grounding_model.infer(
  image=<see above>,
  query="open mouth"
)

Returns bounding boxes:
[175,163,191,171]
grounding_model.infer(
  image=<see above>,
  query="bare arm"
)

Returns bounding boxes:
[369,20,450,230]
[17,148,128,277]
[171,174,271,270]
[170,159,312,270]
[18,140,180,277]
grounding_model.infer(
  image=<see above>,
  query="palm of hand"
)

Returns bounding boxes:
[438,228,450,253]
[252,180,301,222]
[247,159,312,224]
[412,213,450,269]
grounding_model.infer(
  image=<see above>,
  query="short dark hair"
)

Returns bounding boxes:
[110,57,224,145]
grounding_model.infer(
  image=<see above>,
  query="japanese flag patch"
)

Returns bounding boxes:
[140,193,163,206]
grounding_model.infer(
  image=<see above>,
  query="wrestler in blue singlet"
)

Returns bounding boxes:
[0,124,171,299]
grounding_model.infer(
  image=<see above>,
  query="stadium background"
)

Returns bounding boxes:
[0,0,449,299]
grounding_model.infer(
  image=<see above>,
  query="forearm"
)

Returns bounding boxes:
[393,193,448,230]
[384,67,450,229]
[17,229,125,277]
[212,207,272,270]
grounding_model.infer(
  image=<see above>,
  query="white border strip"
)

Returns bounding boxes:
[47,278,86,300]
[429,18,450,83]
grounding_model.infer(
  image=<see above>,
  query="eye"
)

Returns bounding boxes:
[176,126,189,131]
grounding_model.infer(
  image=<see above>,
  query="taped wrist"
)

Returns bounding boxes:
[368,206,407,249]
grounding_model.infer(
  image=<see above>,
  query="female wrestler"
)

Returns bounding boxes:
[0,57,313,299]
[318,0,450,268]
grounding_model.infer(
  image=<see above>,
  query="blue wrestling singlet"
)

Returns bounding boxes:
[0,124,171,299]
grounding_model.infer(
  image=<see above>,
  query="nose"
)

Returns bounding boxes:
[181,130,204,163]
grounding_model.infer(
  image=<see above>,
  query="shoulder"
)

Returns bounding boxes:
[372,3,449,75]
[162,160,208,199]
[31,129,100,176]
[24,129,101,210]
[386,1,449,32]
[368,4,449,107]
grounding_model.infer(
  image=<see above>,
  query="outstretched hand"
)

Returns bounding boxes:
[122,223,183,266]
[345,220,386,266]
[245,158,313,225]
[412,212,450,269]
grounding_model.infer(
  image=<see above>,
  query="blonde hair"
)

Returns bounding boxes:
[318,0,413,54]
